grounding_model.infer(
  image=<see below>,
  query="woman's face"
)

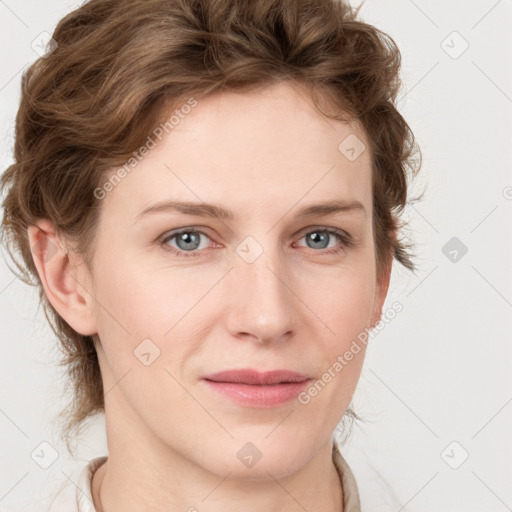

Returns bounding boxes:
[81,81,389,478]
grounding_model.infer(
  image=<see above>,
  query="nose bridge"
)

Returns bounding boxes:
[225,236,296,343]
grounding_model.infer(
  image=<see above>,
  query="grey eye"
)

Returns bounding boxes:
[304,231,332,250]
[173,231,202,251]
[163,230,208,253]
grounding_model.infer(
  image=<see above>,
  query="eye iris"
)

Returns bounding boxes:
[307,231,329,249]
[176,232,200,251]
[168,230,338,254]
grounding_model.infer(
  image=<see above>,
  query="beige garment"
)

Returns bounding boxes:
[332,441,362,511]
[77,443,361,511]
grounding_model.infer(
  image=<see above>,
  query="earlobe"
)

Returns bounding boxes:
[27,220,98,336]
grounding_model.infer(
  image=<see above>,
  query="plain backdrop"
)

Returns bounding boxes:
[1,1,511,511]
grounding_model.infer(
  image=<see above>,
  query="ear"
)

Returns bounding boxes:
[27,219,98,336]
[369,233,394,329]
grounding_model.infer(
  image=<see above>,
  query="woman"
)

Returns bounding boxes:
[1,0,420,510]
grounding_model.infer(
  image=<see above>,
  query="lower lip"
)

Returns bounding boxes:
[203,379,312,408]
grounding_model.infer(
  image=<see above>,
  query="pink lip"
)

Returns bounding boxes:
[202,369,312,408]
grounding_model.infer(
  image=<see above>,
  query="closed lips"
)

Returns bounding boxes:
[202,369,311,385]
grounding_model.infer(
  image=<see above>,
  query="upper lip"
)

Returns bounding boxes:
[202,369,311,385]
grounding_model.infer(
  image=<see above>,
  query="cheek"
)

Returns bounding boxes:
[90,261,204,412]
[297,271,374,414]
[91,255,218,366]
[303,264,375,396]
[310,265,376,343]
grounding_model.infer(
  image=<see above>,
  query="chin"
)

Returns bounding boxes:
[199,436,319,481]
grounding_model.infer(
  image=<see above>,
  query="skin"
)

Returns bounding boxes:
[28,81,391,512]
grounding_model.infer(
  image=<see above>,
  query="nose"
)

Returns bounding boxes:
[223,243,298,345]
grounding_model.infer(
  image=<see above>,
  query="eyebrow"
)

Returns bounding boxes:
[134,198,366,223]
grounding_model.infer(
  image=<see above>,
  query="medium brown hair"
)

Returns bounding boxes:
[1,0,420,451]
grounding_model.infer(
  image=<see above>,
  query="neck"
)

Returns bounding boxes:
[91,419,344,512]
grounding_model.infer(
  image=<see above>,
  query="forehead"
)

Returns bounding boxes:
[102,82,372,222]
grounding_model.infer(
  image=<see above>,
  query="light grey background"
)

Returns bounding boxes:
[1,0,511,510]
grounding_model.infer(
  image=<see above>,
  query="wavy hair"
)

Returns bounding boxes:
[1,0,421,452]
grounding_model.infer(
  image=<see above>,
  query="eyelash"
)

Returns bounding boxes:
[159,227,353,258]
